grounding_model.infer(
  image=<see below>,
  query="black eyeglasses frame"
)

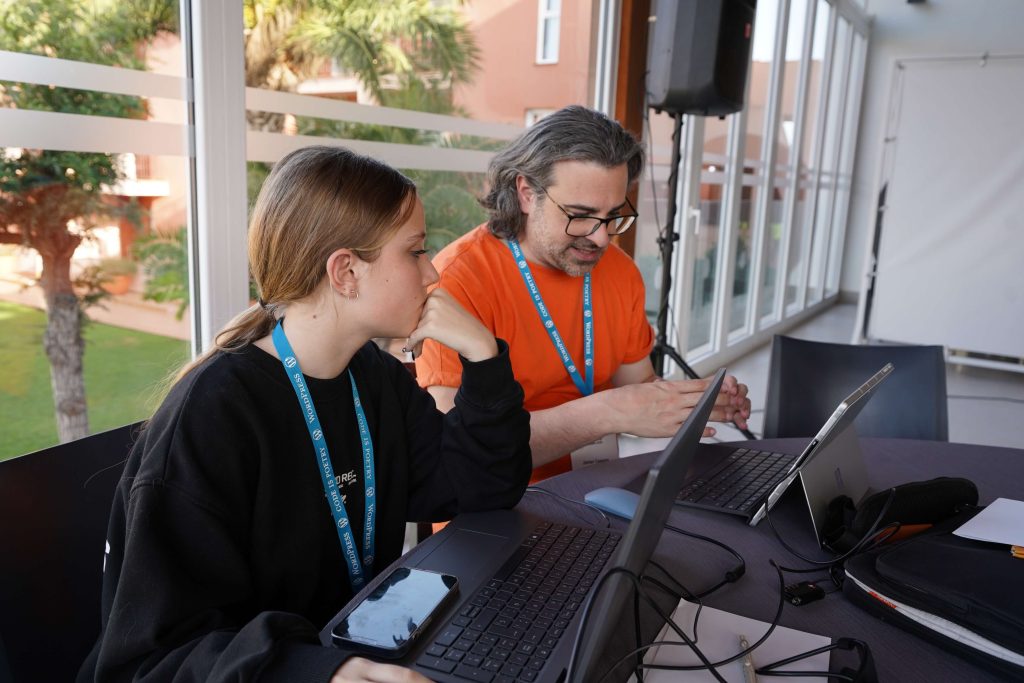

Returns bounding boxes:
[546,194,639,238]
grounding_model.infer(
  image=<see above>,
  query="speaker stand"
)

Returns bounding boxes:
[649,111,757,441]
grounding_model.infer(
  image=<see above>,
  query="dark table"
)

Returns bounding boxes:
[525,437,1024,683]
[322,438,1023,681]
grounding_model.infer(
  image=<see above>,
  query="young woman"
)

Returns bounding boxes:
[79,146,531,682]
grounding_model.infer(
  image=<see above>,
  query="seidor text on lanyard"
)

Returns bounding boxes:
[507,238,594,396]
[271,320,376,592]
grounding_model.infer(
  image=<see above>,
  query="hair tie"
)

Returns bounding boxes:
[257,298,268,310]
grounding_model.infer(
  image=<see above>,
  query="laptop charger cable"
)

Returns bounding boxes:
[583,563,876,683]
[764,488,900,590]
[527,486,877,681]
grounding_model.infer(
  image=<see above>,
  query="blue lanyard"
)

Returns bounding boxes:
[271,320,376,591]
[507,238,594,396]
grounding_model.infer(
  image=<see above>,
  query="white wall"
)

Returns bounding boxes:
[842,0,1024,297]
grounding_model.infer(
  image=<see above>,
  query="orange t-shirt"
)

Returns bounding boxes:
[416,225,654,480]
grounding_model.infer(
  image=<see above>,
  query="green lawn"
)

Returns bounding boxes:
[0,301,190,460]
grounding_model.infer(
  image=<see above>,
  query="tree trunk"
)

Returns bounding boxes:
[39,247,89,443]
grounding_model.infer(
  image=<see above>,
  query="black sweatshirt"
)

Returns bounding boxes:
[78,339,530,683]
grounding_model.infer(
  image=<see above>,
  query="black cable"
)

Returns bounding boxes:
[654,342,760,440]
[594,559,788,682]
[523,485,611,528]
[610,563,866,682]
[578,567,729,683]
[665,523,746,584]
[764,487,898,569]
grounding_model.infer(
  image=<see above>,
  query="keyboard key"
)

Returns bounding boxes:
[417,655,457,674]
[454,664,495,681]
[424,521,619,681]
[425,643,447,657]
[470,608,499,632]
[435,626,463,647]
[502,663,523,677]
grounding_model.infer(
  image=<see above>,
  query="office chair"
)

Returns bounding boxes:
[762,336,948,441]
[0,422,141,683]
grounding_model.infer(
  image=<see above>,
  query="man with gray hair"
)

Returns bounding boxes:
[416,105,750,480]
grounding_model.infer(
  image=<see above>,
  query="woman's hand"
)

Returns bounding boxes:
[406,288,498,362]
[331,657,432,683]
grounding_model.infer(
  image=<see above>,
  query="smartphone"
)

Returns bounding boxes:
[331,566,459,659]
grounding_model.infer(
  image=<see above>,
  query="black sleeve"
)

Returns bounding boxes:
[84,480,351,683]
[400,339,531,521]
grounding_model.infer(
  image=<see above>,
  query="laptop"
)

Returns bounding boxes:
[322,368,727,683]
[674,363,893,541]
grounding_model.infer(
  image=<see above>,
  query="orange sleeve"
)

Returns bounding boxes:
[618,250,656,365]
[415,231,499,390]
[415,272,474,390]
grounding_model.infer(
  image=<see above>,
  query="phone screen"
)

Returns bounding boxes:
[332,567,458,656]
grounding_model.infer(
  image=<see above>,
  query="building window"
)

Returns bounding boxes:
[536,0,561,64]
[525,108,557,126]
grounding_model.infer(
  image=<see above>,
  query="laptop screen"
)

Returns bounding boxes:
[570,368,727,682]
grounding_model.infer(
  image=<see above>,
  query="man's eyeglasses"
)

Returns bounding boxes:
[547,194,638,238]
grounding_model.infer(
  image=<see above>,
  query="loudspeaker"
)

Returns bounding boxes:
[647,0,757,116]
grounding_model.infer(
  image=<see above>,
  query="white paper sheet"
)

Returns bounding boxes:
[629,600,831,682]
[953,498,1024,546]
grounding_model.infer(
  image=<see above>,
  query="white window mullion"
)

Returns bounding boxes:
[816,19,855,298]
[796,6,837,311]
[187,0,249,354]
[715,111,749,349]
[774,0,818,320]
[748,0,792,331]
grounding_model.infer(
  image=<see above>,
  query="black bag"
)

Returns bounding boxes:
[844,507,1024,679]
[823,476,978,553]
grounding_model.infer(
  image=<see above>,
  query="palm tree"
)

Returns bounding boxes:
[243,0,479,130]
[0,0,177,443]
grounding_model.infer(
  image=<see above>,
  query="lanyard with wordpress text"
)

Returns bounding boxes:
[507,238,594,396]
[271,320,376,591]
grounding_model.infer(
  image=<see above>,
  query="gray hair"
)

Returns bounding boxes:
[480,105,645,239]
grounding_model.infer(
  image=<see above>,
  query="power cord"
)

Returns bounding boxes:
[528,484,877,681]
[593,562,875,682]
[764,488,901,589]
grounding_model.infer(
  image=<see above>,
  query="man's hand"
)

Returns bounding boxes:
[602,374,750,438]
[331,657,432,683]
[406,288,498,363]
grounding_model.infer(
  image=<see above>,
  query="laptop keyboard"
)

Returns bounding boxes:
[676,447,797,513]
[416,521,621,683]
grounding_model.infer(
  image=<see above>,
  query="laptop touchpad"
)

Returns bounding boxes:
[413,528,510,587]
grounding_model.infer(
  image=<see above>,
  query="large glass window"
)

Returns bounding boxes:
[651,0,870,371]
[732,0,783,335]
[0,1,192,459]
[808,17,851,304]
[760,0,811,321]
[536,0,562,64]
[784,0,829,313]
[826,32,867,296]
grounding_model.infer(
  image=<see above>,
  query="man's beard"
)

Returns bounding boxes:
[556,238,606,277]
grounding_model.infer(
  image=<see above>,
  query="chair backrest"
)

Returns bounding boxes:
[762,336,948,441]
[0,422,141,683]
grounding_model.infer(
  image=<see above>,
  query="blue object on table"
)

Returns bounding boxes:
[584,486,641,520]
